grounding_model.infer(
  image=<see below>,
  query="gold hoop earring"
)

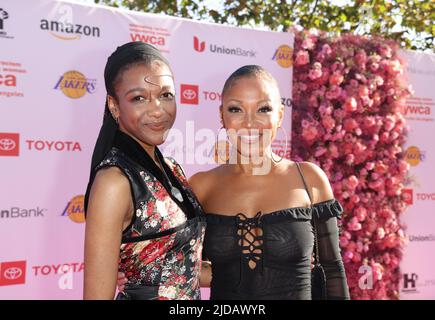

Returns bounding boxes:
[271,126,288,163]
[215,126,230,163]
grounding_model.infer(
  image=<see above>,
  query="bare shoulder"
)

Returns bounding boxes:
[296,161,334,203]
[87,166,132,222]
[93,166,130,193]
[188,166,222,203]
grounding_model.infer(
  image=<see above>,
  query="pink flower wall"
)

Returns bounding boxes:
[291,30,412,299]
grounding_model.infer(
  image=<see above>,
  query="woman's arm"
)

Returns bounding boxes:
[300,162,350,300]
[189,171,213,288]
[84,167,133,300]
[200,261,212,288]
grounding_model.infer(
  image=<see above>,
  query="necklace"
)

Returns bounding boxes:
[154,151,184,203]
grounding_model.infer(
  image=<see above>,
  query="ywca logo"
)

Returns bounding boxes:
[54,70,96,99]
[0,261,26,286]
[194,36,206,52]
[0,133,19,156]
[272,45,293,68]
[402,188,413,205]
[61,195,85,223]
[180,84,199,105]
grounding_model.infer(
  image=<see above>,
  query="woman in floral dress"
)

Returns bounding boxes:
[83,42,206,300]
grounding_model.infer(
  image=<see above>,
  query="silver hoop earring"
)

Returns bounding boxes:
[215,126,229,163]
[271,126,288,163]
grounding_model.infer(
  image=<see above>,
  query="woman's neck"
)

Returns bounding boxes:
[119,129,157,162]
[228,148,278,176]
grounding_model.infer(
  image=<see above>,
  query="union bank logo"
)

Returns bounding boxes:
[61,195,85,223]
[0,261,26,286]
[0,132,19,156]
[193,36,256,58]
[194,36,205,52]
[272,45,293,68]
[54,71,96,99]
[180,84,199,105]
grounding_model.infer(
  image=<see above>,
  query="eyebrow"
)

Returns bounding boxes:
[225,98,273,105]
[124,85,173,97]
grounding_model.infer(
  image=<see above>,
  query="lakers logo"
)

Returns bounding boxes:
[62,195,85,223]
[272,45,293,68]
[54,71,96,99]
[405,146,423,167]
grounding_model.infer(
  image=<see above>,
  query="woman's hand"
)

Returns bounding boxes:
[117,272,128,292]
[200,261,212,288]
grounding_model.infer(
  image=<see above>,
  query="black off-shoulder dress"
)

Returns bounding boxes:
[203,163,350,300]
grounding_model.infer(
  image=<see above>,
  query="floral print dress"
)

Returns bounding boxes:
[95,131,206,300]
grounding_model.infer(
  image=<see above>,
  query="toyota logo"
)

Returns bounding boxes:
[183,89,197,100]
[4,267,23,280]
[0,138,16,151]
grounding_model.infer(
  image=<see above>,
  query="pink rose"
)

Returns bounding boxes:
[344,97,358,112]
[340,236,349,247]
[321,43,332,55]
[314,147,327,157]
[325,85,342,100]
[358,85,369,97]
[355,50,368,66]
[377,228,386,239]
[347,175,359,190]
[321,116,336,131]
[355,206,367,221]
[387,60,402,75]
[369,62,379,72]
[302,126,318,141]
[328,143,339,158]
[301,37,315,50]
[295,50,310,66]
[301,119,310,128]
[308,68,322,80]
[379,44,392,58]
[344,118,358,131]
[329,71,344,86]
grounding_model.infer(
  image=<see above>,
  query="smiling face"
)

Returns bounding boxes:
[221,73,284,160]
[108,61,176,149]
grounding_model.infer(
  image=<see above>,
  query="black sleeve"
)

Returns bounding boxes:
[316,216,350,300]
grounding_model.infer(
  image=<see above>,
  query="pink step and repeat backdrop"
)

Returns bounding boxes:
[1,0,434,300]
[0,0,293,299]
[399,50,435,299]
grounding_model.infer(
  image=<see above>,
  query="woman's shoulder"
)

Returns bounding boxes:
[291,160,334,204]
[188,167,220,187]
[87,166,132,222]
[93,166,130,193]
[188,166,223,202]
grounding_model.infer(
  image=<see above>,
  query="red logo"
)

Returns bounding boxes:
[193,36,205,52]
[0,261,26,286]
[403,189,413,205]
[0,133,19,156]
[180,84,199,105]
